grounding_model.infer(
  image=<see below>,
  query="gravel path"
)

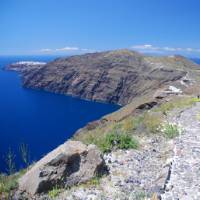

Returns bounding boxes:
[162,103,200,200]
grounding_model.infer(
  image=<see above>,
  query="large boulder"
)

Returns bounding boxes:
[18,140,107,196]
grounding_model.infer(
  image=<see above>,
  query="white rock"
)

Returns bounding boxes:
[168,86,182,94]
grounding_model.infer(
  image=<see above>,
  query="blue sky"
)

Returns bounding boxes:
[1,0,200,56]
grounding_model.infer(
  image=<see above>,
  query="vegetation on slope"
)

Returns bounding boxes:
[0,143,30,199]
[74,96,200,150]
[0,170,26,199]
[81,123,139,153]
[1,96,200,198]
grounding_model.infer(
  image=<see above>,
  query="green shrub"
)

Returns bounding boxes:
[117,133,138,149]
[48,186,61,199]
[99,132,138,153]
[191,97,200,103]
[88,176,101,186]
[134,191,146,200]
[162,123,179,139]
[0,174,18,197]
[83,122,139,153]
[0,169,26,198]
[79,176,101,188]
[97,137,112,153]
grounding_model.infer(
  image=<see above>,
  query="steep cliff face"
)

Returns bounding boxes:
[7,50,200,105]
[6,50,200,199]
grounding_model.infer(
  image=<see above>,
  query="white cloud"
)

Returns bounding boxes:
[39,46,95,54]
[80,48,97,53]
[132,44,158,50]
[163,47,177,51]
[186,48,193,52]
[81,48,92,51]
[131,44,200,55]
[40,48,53,52]
[55,46,79,51]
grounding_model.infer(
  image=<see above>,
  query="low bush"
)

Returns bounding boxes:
[0,169,26,199]
[0,174,18,198]
[191,97,200,103]
[161,123,180,139]
[79,176,101,188]
[48,186,61,199]
[98,131,139,153]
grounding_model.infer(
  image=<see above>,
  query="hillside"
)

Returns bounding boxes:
[4,50,200,199]
[7,50,200,106]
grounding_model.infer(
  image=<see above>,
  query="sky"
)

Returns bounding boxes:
[0,0,200,57]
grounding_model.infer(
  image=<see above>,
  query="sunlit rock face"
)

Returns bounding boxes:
[7,50,200,106]
[18,141,106,196]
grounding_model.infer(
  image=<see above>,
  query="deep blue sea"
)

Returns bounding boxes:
[0,56,120,173]
[191,58,200,64]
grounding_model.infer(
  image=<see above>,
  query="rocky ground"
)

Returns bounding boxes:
[57,136,173,200]
[5,50,200,200]
[9,101,200,200]
[52,102,200,200]
[162,103,200,200]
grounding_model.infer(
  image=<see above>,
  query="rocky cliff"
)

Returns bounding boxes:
[6,50,200,199]
[7,50,200,106]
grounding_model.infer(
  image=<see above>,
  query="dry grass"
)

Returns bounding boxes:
[155,96,200,114]
[0,169,26,199]
[75,96,200,153]
[142,112,163,133]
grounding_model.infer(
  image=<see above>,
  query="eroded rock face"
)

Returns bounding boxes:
[18,141,107,196]
[7,50,200,106]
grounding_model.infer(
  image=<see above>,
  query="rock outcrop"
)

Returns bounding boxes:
[7,50,200,105]
[18,140,107,196]
[57,136,173,200]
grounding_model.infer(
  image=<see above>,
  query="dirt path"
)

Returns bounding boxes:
[162,103,200,200]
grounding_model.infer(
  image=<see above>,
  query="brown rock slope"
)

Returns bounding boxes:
[7,50,200,199]
[7,50,200,106]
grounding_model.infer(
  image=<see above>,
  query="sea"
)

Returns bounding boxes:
[0,55,120,173]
